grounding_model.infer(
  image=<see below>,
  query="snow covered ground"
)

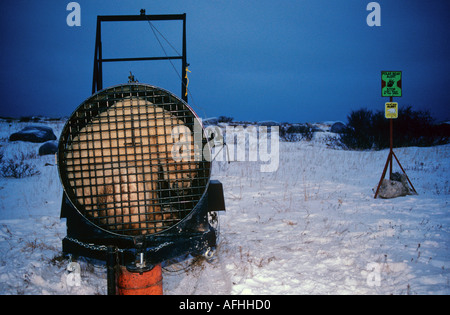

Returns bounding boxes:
[0,119,449,295]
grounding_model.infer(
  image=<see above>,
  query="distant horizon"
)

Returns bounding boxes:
[1,104,449,125]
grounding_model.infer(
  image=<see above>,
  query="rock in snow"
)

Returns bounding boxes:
[9,125,57,143]
[373,172,415,199]
[330,122,346,134]
[38,141,58,156]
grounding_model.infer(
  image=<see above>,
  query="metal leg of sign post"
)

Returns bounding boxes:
[392,150,417,195]
[374,150,392,199]
[374,149,417,199]
[374,97,417,199]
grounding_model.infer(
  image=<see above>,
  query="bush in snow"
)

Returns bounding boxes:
[340,106,449,150]
[218,116,234,123]
[280,124,314,142]
[0,151,40,178]
[340,108,374,150]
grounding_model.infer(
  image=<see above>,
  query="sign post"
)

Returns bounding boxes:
[374,71,417,199]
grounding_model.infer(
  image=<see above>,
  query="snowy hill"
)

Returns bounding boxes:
[0,119,449,295]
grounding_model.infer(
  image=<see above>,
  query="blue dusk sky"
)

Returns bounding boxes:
[0,0,449,123]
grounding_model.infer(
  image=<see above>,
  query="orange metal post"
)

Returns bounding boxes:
[117,264,163,295]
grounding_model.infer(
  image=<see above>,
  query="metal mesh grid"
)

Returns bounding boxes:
[58,84,210,236]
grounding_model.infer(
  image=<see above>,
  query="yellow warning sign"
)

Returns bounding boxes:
[385,102,398,119]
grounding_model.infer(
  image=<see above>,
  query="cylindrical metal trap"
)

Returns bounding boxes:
[58,83,225,269]
[59,83,209,236]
